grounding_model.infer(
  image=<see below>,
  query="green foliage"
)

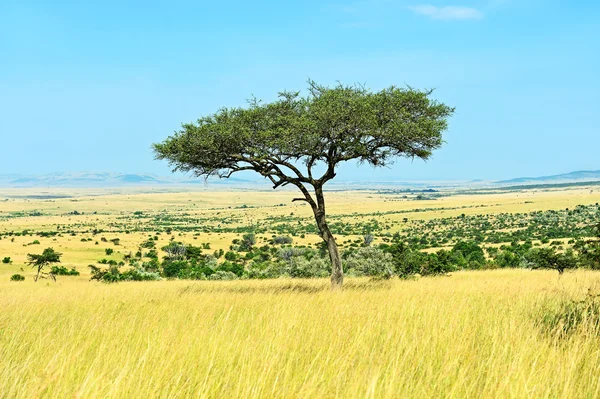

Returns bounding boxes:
[105,248,114,255]
[272,235,293,245]
[575,222,600,270]
[2,257,11,264]
[274,247,330,278]
[27,247,62,282]
[525,247,578,274]
[140,239,156,249]
[50,266,80,276]
[345,247,394,278]
[10,274,25,281]
[162,260,189,278]
[207,271,238,281]
[153,81,453,181]
[450,241,486,269]
[216,261,244,277]
[379,239,456,278]
[89,264,161,283]
[239,233,256,252]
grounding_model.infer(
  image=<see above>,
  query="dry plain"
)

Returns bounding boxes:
[1,185,600,398]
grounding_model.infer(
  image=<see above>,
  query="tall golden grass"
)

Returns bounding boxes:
[2,270,600,398]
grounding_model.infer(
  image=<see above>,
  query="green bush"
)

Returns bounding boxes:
[272,235,293,245]
[50,266,80,276]
[207,270,238,280]
[2,257,11,264]
[216,261,244,277]
[345,247,393,278]
[10,274,25,281]
[89,264,161,283]
[288,257,330,278]
[162,260,190,278]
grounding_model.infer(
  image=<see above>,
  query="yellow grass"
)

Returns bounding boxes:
[2,186,600,397]
[1,270,600,398]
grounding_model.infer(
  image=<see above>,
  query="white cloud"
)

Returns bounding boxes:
[408,5,483,20]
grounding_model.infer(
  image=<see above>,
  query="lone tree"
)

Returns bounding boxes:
[153,81,453,288]
[27,247,62,282]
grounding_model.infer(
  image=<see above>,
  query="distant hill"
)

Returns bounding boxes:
[0,172,253,188]
[1,169,599,189]
[495,170,600,185]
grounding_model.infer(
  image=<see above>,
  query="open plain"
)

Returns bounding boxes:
[2,185,600,397]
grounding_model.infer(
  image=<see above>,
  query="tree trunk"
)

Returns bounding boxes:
[325,230,344,289]
[313,186,343,289]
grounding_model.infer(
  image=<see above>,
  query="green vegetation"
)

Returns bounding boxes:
[50,266,80,276]
[26,248,62,282]
[154,81,453,288]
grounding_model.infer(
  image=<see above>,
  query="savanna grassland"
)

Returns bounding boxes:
[1,185,599,278]
[1,185,600,398]
[3,271,600,397]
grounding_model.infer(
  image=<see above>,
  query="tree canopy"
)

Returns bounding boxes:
[154,81,453,187]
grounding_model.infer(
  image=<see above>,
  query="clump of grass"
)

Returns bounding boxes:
[538,288,600,338]
[10,274,25,281]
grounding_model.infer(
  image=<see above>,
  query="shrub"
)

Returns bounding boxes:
[287,257,330,278]
[162,260,190,278]
[216,261,244,277]
[50,266,80,276]
[538,291,600,338]
[89,264,161,283]
[2,257,11,264]
[239,233,256,251]
[362,234,374,247]
[272,235,293,245]
[10,274,25,281]
[345,247,394,278]
[451,241,486,269]
[207,270,238,280]
[105,248,114,255]
[224,251,238,261]
[525,247,578,274]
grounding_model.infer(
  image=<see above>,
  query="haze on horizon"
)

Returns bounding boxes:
[1,0,598,182]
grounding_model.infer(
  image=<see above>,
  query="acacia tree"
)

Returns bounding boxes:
[153,81,453,288]
[27,247,62,282]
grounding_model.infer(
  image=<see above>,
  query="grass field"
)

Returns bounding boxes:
[2,186,600,397]
[2,270,600,398]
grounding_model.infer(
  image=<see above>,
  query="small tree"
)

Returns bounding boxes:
[27,247,62,281]
[240,233,257,252]
[526,247,577,275]
[154,81,453,288]
[363,234,374,247]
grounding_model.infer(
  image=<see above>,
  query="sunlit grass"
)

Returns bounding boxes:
[2,270,600,398]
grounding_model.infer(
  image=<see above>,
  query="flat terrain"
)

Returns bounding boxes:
[1,185,599,279]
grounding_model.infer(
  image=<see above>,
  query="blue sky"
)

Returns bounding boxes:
[1,0,598,181]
